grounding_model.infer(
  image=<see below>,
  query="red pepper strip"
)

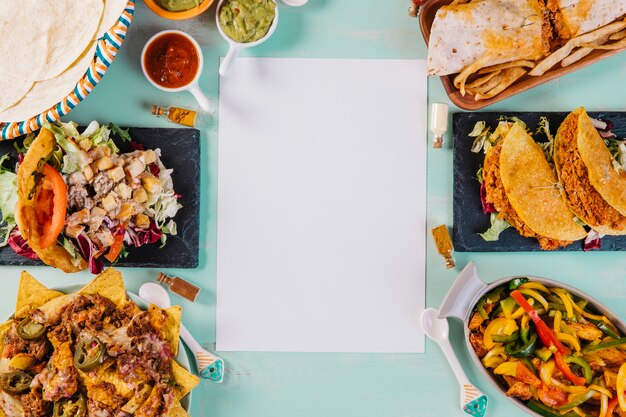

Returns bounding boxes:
[510,290,569,354]
[554,351,587,386]
[607,395,619,416]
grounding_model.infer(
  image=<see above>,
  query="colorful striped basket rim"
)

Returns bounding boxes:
[0,0,135,140]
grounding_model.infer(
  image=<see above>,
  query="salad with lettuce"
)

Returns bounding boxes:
[0,121,181,273]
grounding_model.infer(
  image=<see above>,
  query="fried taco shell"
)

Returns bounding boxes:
[484,121,586,249]
[15,128,87,273]
[554,108,626,235]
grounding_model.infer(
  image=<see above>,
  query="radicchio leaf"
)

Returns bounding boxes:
[75,233,104,274]
[7,230,39,260]
[480,182,496,214]
[583,230,603,251]
[124,221,162,248]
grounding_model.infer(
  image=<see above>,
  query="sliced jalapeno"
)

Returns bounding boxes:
[74,337,105,372]
[53,392,86,417]
[0,370,32,394]
[17,317,46,341]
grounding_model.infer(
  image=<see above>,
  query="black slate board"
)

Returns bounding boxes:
[0,127,200,268]
[453,111,626,252]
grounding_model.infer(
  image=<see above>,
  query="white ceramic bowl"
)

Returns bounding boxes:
[141,30,212,112]
[215,0,279,77]
[439,262,626,417]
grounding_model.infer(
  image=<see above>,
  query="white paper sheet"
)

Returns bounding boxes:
[217,58,427,353]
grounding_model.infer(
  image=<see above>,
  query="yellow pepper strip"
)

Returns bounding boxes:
[560,322,577,338]
[518,288,549,311]
[589,384,613,398]
[574,406,588,417]
[599,379,609,417]
[511,299,534,320]
[558,333,581,352]
[484,318,518,350]
[482,346,507,369]
[616,362,626,411]
[569,296,606,321]
[553,289,574,319]
[519,282,551,294]
[494,361,518,377]
[554,310,562,335]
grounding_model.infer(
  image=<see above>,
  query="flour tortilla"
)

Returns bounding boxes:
[427,0,547,76]
[0,69,33,113]
[0,43,96,123]
[0,0,103,82]
[557,0,626,38]
[98,0,130,38]
[499,122,587,241]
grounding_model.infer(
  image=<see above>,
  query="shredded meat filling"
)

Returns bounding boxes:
[483,142,572,250]
[20,389,51,417]
[555,114,626,231]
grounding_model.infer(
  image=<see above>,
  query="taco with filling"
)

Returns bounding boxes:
[15,128,87,273]
[482,121,587,249]
[13,121,182,273]
[554,107,626,235]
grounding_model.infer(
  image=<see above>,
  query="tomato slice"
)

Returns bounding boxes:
[105,228,126,263]
[34,164,67,249]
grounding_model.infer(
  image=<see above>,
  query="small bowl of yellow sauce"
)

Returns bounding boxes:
[144,0,215,20]
[216,0,279,76]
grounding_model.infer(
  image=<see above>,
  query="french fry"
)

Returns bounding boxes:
[582,37,626,50]
[469,72,505,95]
[478,60,535,74]
[561,47,593,67]
[475,67,527,101]
[466,70,501,89]
[530,20,626,76]
[454,55,491,97]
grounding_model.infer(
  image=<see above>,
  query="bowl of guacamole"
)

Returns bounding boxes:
[145,0,213,20]
[218,0,277,44]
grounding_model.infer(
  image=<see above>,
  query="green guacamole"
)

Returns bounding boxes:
[156,0,204,12]
[219,0,276,43]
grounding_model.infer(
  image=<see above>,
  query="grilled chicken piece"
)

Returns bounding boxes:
[595,348,626,367]
[468,312,485,331]
[469,332,488,358]
[568,322,602,341]
[506,382,533,401]
[604,370,618,391]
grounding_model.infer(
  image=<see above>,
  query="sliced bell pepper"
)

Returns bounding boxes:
[104,227,126,263]
[617,362,626,412]
[607,395,620,417]
[492,331,519,343]
[483,317,518,349]
[494,361,517,377]
[564,355,592,385]
[527,400,579,417]
[588,317,621,340]
[555,389,595,412]
[519,288,549,311]
[581,337,626,353]
[477,285,505,319]
[519,281,551,294]
[509,277,529,290]
[500,296,518,318]
[510,290,569,354]
[506,330,537,358]
[535,347,553,362]
[554,350,587,386]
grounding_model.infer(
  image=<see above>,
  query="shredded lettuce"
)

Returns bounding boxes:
[90,124,120,154]
[469,121,486,137]
[109,123,132,143]
[45,123,90,174]
[498,116,527,129]
[469,121,493,154]
[0,155,18,247]
[479,213,511,241]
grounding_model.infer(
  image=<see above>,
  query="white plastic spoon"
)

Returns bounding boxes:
[139,283,224,383]
[420,308,487,417]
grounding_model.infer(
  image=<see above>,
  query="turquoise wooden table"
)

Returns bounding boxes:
[2,1,625,416]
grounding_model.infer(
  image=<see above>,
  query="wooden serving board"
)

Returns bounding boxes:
[453,111,626,252]
[0,127,200,269]
[419,0,626,110]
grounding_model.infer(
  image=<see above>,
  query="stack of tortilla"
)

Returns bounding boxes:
[0,0,128,123]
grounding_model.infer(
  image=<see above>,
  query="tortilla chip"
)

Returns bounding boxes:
[14,270,63,319]
[576,109,626,216]
[79,268,126,306]
[148,305,181,356]
[121,383,153,414]
[168,399,191,417]
[0,320,12,358]
[170,360,200,400]
[15,128,87,273]
[499,122,587,241]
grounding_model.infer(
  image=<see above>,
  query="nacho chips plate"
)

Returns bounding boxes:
[0,268,199,416]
